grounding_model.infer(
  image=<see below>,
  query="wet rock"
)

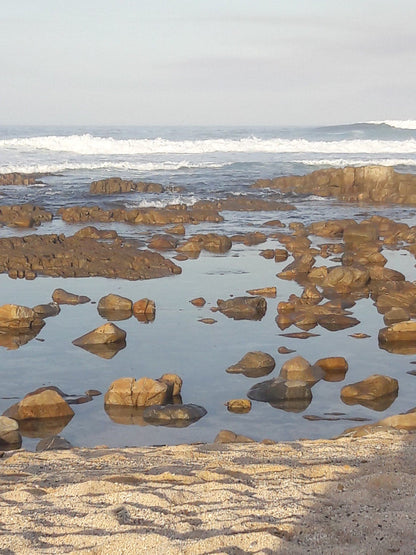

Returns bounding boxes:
[279,332,320,339]
[343,223,379,244]
[0,204,52,228]
[279,356,323,384]
[0,304,45,332]
[232,232,267,246]
[194,196,294,212]
[167,224,186,235]
[226,351,275,378]
[263,219,285,227]
[379,321,416,354]
[248,377,312,406]
[133,298,156,319]
[148,234,179,250]
[36,435,73,451]
[90,177,164,194]
[142,404,207,427]
[73,323,126,349]
[315,357,348,382]
[159,374,183,397]
[104,377,170,407]
[274,248,289,262]
[52,289,91,305]
[318,314,360,331]
[73,226,118,240]
[198,318,217,324]
[260,249,275,259]
[178,233,232,254]
[341,374,398,406]
[369,266,405,283]
[246,286,276,298]
[278,346,296,354]
[383,307,410,326]
[377,412,416,430]
[322,266,370,292]
[278,253,315,280]
[217,296,267,321]
[214,430,256,443]
[0,416,22,449]
[32,302,60,318]
[251,165,416,205]
[309,219,355,238]
[190,297,206,307]
[97,294,133,321]
[225,399,252,413]
[0,172,45,186]
[3,390,74,420]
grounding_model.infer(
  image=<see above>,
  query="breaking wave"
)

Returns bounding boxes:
[2,134,416,155]
[296,158,416,167]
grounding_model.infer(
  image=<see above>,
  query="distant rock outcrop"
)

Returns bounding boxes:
[252,166,416,204]
[90,177,164,194]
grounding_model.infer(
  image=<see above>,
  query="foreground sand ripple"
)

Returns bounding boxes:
[1,431,416,554]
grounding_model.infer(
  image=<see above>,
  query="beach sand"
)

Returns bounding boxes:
[1,430,415,554]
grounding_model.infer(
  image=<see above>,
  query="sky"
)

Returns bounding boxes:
[0,0,415,126]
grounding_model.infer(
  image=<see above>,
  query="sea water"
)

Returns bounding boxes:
[0,121,416,449]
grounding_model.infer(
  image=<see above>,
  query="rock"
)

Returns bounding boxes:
[214,430,256,443]
[248,377,312,405]
[225,399,252,413]
[148,234,178,250]
[278,346,296,354]
[232,232,267,246]
[0,416,22,449]
[104,377,170,407]
[73,226,118,240]
[318,314,360,331]
[73,323,126,348]
[142,404,207,427]
[217,296,267,321]
[279,356,323,384]
[0,204,52,228]
[278,254,315,280]
[0,304,45,331]
[377,412,416,430]
[315,357,348,382]
[36,435,73,451]
[32,302,60,318]
[379,321,416,354]
[97,294,133,320]
[167,224,186,235]
[383,307,410,326]
[90,177,164,195]
[159,374,183,397]
[279,331,320,339]
[52,289,90,305]
[251,165,416,205]
[132,298,156,323]
[309,219,355,238]
[178,234,232,254]
[274,249,289,262]
[226,351,275,378]
[260,249,275,259]
[0,233,181,280]
[341,374,398,407]
[190,297,206,307]
[322,266,370,292]
[198,318,217,324]
[3,390,74,420]
[343,223,379,244]
[246,286,276,298]
[194,196,294,212]
[0,172,45,186]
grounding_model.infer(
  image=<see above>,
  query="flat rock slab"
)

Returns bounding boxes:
[1,433,415,553]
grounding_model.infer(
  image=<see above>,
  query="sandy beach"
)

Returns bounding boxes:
[1,429,415,554]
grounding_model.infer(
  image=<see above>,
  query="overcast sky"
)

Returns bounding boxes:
[1,0,414,126]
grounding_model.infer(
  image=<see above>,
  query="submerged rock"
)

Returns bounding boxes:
[90,177,164,194]
[142,404,207,427]
[217,296,267,320]
[32,302,60,318]
[226,351,275,378]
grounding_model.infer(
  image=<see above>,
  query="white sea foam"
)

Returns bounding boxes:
[296,158,416,167]
[367,120,416,130]
[0,160,228,174]
[2,134,416,155]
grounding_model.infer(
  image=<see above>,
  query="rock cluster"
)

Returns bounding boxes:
[0,172,44,186]
[0,204,52,228]
[252,165,416,204]
[0,233,181,280]
[90,177,164,194]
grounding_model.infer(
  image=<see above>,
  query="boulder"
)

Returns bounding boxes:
[3,390,74,420]
[32,302,60,318]
[104,377,170,407]
[90,177,164,194]
[279,356,323,384]
[36,435,73,452]
[383,307,410,326]
[315,357,348,382]
[159,373,183,397]
[225,399,252,413]
[0,304,45,331]
[97,294,133,321]
[217,296,267,321]
[379,321,416,354]
[341,374,398,406]
[0,416,22,448]
[226,351,275,378]
[73,226,118,240]
[73,323,126,347]
[133,298,156,322]
[343,223,379,244]
[248,377,312,407]
[322,266,370,292]
[142,404,207,427]
[52,289,91,305]
[214,430,256,443]
[148,234,179,250]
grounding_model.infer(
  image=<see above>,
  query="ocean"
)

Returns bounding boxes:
[1,121,416,449]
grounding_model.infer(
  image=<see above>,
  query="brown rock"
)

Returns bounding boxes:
[274,249,289,262]
[148,234,178,250]
[90,177,164,194]
[52,289,90,305]
[0,416,22,448]
[214,430,256,443]
[97,294,133,312]
[0,204,52,228]
[225,399,252,413]
[159,373,183,397]
[343,223,379,244]
[142,404,207,427]
[322,266,370,292]
[73,226,118,240]
[198,318,217,324]
[0,304,45,331]
[279,356,323,384]
[217,296,267,321]
[341,374,398,403]
[104,377,170,407]
[278,346,296,354]
[379,321,416,352]
[32,302,60,318]
[72,323,126,346]
[315,357,348,382]
[384,307,410,326]
[3,390,74,420]
[133,298,156,316]
[246,286,276,298]
[190,297,206,307]
[226,351,275,378]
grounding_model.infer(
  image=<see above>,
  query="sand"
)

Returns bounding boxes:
[1,430,415,554]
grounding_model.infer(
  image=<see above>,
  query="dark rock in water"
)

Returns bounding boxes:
[36,435,73,452]
[97,294,133,321]
[32,302,60,318]
[0,328,43,350]
[193,195,295,212]
[279,332,320,339]
[52,289,90,305]
[217,296,267,320]
[90,177,164,195]
[251,165,416,205]
[214,429,256,443]
[318,314,360,331]
[248,377,312,406]
[0,172,45,186]
[0,416,22,449]
[226,351,275,378]
[149,234,179,250]
[142,404,207,427]
[85,389,102,397]
[73,226,118,240]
